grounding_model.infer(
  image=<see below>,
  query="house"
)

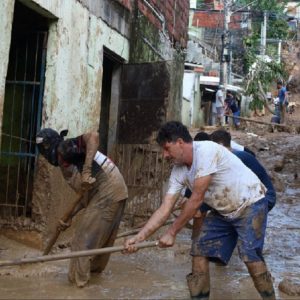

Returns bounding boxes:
[0,0,189,243]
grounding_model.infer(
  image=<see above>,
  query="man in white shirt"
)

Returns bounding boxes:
[124,121,275,300]
[215,85,225,126]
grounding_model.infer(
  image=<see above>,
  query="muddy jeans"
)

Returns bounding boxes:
[191,197,268,265]
[68,197,126,287]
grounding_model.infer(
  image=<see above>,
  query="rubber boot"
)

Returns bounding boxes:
[251,271,276,300]
[186,272,210,299]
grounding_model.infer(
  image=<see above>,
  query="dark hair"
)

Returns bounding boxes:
[210,129,231,147]
[156,121,193,146]
[277,80,283,86]
[36,128,63,166]
[194,132,210,141]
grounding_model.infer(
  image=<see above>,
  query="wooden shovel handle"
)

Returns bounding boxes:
[43,192,84,255]
[1,241,159,267]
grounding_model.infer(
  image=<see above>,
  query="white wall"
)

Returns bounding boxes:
[182,97,192,126]
[0,0,130,138]
[0,0,15,146]
[35,0,130,135]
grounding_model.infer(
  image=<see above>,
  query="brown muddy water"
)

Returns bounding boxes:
[0,132,299,299]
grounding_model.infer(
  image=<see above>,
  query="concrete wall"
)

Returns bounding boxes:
[0,0,130,136]
[129,1,188,124]
[182,98,191,126]
[39,0,129,134]
[0,0,130,242]
[37,0,129,241]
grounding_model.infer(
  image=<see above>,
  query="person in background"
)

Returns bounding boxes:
[224,91,233,124]
[215,85,225,126]
[194,131,256,157]
[277,80,288,124]
[229,92,241,128]
[210,129,276,212]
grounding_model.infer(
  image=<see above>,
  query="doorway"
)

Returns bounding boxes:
[99,48,123,155]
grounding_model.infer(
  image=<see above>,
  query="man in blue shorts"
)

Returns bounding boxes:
[124,121,275,300]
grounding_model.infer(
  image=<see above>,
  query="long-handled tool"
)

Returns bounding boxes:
[0,241,159,267]
[43,191,85,255]
[116,201,192,239]
[116,220,174,239]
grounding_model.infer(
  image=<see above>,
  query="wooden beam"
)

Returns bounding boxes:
[225,115,291,128]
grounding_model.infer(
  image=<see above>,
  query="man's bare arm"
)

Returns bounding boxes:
[81,132,99,186]
[166,175,212,237]
[123,193,179,253]
[134,193,179,241]
[82,132,99,168]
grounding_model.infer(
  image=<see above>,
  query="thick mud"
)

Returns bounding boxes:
[0,132,299,299]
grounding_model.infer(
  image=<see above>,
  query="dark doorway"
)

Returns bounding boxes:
[99,49,122,155]
[0,1,49,218]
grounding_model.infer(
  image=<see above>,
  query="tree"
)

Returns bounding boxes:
[236,0,289,113]
[243,55,288,114]
[235,0,289,13]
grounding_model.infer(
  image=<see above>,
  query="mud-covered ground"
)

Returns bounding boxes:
[0,121,300,299]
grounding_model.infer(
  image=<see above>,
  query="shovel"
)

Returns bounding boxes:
[43,191,85,255]
[0,241,159,267]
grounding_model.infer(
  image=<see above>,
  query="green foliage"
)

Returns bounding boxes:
[266,44,278,59]
[242,33,260,71]
[243,58,288,109]
[232,0,291,110]
[267,19,289,39]
[235,0,289,13]
[196,0,204,8]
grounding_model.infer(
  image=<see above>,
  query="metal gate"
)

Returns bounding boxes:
[115,62,171,221]
[114,144,171,219]
[0,31,47,218]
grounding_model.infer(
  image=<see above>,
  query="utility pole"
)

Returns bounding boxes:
[220,0,231,88]
[228,33,233,84]
[278,39,282,63]
[260,11,267,56]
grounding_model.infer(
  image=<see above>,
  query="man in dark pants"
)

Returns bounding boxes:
[124,121,275,300]
[210,129,276,212]
[36,128,128,287]
[277,80,288,124]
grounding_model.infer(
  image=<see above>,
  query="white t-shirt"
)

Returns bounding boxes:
[215,89,224,108]
[167,141,265,218]
[230,140,244,151]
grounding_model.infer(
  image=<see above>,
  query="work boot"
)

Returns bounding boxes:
[186,272,210,299]
[251,271,276,300]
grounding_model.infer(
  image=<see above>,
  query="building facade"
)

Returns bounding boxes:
[0,0,189,244]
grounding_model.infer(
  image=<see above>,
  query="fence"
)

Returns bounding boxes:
[114,144,171,223]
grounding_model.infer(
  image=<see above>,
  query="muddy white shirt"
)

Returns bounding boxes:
[167,141,266,218]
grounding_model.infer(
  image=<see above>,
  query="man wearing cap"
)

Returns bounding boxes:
[36,129,128,287]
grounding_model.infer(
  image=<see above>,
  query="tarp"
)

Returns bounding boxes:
[199,76,244,93]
